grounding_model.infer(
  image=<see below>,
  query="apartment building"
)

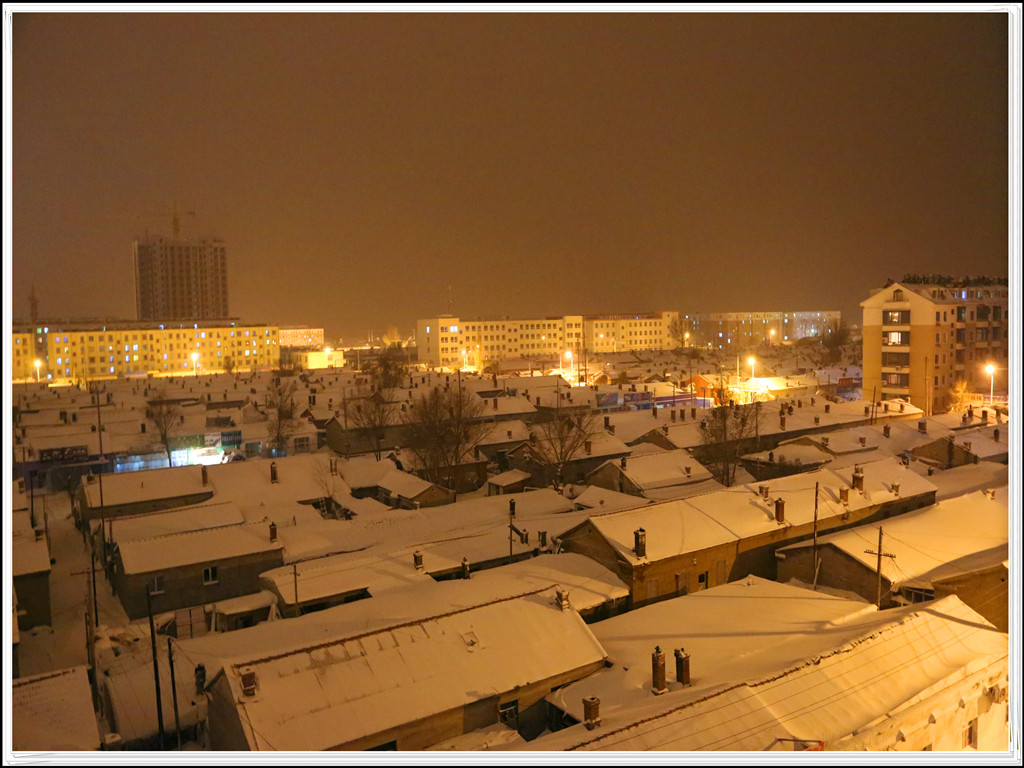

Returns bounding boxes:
[861,278,1009,412]
[416,312,678,368]
[12,320,280,382]
[133,235,229,320]
[687,310,841,349]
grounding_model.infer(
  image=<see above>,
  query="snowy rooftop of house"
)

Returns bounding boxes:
[488,468,532,487]
[778,488,1009,589]
[527,583,1006,751]
[12,666,101,751]
[106,501,246,544]
[118,523,284,575]
[377,467,436,499]
[338,454,396,488]
[952,423,1009,459]
[742,442,834,467]
[12,510,50,577]
[571,485,654,514]
[584,457,937,566]
[906,460,1010,501]
[604,449,717,490]
[478,419,530,445]
[81,463,210,508]
[219,588,607,751]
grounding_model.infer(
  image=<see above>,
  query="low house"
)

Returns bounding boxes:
[487,468,532,496]
[12,510,51,630]
[525,579,1009,752]
[111,523,285,620]
[508,430,631,488]
[585,449,717,500]
[206,587,607,750]
[13,666,102,751]
[776,488,1008,620]
[739,442,833,480]
[74,464,214,527]
[557,458,937,607]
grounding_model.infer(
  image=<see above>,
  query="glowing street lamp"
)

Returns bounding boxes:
[684,331,690,348]
[461,349,467,371]
[565,350,573,381]
[191,351,199,377]
[985,363,995,404]
[748,357,756,380]
[325,347,333,368]
[34,359,41,383]
[770,328,776,347]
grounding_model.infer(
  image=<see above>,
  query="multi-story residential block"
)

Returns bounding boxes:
[416,312,679,368]
[12,320,280,382]
[278,326,325,348]
[687,310,841,349]
[133,235,229,320]
[861,277,1009,412]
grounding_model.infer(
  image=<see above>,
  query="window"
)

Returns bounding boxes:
[963,717,978,749]
[883,310,910,325]
[498,700,519,729]
[203,566,219,585]
[148,575,165,594]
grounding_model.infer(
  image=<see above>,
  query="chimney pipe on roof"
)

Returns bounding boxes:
[270,461,278,483]
[604,415,610,429]
[461,557,470,580]
[918,419,927,433]
[864,406,871,417]
[634,528,647,558]
[691,407,697,419]
[269,522,277,542]
[825,404,831,414]
[493,398,498,410]
[852,465,865,491]
[583,696,601,730]
[883,402,889,413]
[34,528,45,542]
[892,481,900,497]
[883,425,891,438]
[859,436,867,447]
[675,648,691,686]
[584,440,592,455]
[201,465,208,486]
[780,415,786,430]
[620,456,627,469]
[684,465,691,477]
[986,489,996,501]
[652,646,668,695]
[814,416,820,425]
[994,428,1000,442]
[840,487,849,504]
[774,498,785,523]
[556,588,570,611]
[414,551,423,571]
[899,402,905,413]
[671,409,677,422]
[652,406,658,418]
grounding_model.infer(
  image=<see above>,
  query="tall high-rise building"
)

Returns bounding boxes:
[133,235,229,320]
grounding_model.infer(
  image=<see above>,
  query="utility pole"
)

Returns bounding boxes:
[812,482,820,590]
[147,588,166,748]
[864,526,896,610]
[167,638,182,749]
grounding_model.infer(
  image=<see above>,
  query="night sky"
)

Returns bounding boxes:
[9,11,1010,343]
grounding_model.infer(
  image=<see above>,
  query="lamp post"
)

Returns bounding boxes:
[191,352,199,377]
[748,357,756,404]
[461,349,467,371]
[565,350,573,383]
[684,331,690,348]
[770,329,776,348]
[985,363,995,404]
[325,347,333,369]
[34,359,41,383]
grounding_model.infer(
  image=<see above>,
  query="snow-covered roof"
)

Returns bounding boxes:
[581,458,937,567]
[952,423,1009,459]
[81,464,211,508]
[598,449,716,491]
[488,468,532,487]
[528,583,1006,751]
[118,523,284,575]
[778,489,1008,590]
[221,588,607,750]
[377,467,436,499]
[12,511,50,577]
[107,501,246,544]
[572,486,654,514]
[12,666,101,751]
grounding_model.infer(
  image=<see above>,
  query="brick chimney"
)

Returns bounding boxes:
[675,648,691,686]
[556,588,570,611]
[270,461,278,483]
[883,425,891,438]
[201,465,208,486]
[918,419,927,433]
[651,646,667,695]
[852,465,865,491]
[584,440,592,455]
[840,487,849,504]
[269,522,277,542]
[634,528,647,558]
[413,551,423,571]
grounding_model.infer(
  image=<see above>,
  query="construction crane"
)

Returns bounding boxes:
[140,203,196,239]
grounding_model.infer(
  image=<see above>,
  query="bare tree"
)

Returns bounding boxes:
[821,319,852,365]
[528,410,601,489]
[348,390,398,460]
[266,379,299,456]
[667,316,691,354]
[697,401,763,486]
[947,379,972,412]
[223,356,236,375]
[402,384,488,487]
[146,393,183,466]
[310,457,351,519]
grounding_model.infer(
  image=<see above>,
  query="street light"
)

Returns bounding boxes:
[191,352,199,377]
[684,331,690,348]
[325,347,333,369]
[985,363,995,404]
[461,349,467,371]
[748,356,756,380]
[770,329,776,347]
[565,350,573,382]
[33,359,41,383]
